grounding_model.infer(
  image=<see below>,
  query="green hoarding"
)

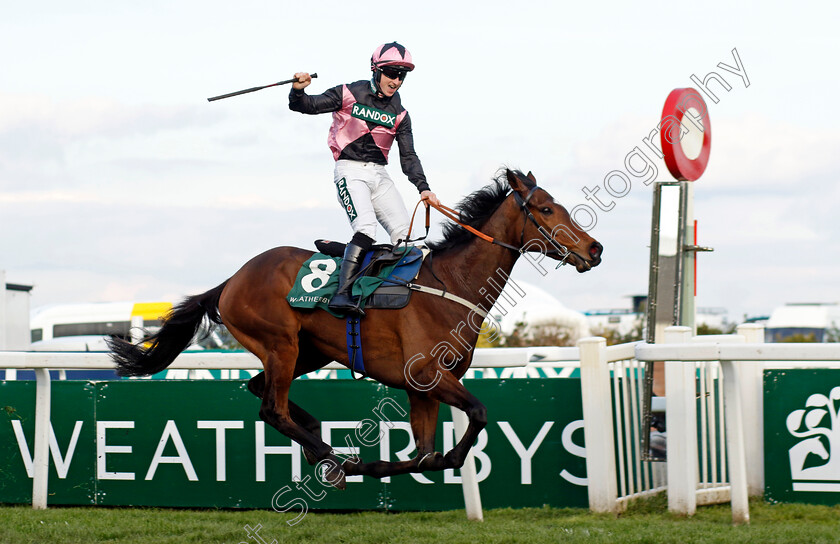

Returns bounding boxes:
[764,369,840,505]
[0,378,588,510]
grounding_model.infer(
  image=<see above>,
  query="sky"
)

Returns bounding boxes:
[1,1,839,324]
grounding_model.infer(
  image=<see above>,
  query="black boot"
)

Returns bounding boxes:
[329,235,371,315]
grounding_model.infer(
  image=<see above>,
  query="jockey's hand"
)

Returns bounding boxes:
[420,190,441,208]
[292,72,312,90]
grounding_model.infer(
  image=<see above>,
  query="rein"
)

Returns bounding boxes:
[406,187,573,266]
[398,184,579,316]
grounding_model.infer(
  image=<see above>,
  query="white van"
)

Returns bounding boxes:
[30,301,173,346]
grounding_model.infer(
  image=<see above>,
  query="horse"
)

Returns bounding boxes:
[108,168,602,490]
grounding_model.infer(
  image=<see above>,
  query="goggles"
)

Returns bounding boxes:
[380,67,408,81]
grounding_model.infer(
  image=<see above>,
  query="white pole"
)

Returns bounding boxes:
[451,405,483,521]
[32,368,52,509]
[664,326,697,515]
[130,315,144,345]
[0,270,7,350]
[720,358,750,525]
[578,336,617,513]
[736,323,765,496]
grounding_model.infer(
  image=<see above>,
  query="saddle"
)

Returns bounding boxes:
[286,241,426,316]
[314,239,425,310]
[291,240,426,377]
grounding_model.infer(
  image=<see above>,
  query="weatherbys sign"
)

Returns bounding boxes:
[765,369,840,505]
[0,379,588,509]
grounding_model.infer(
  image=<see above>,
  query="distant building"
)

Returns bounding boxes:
[1,272,33,350]
[487,280,591,343]
[585,308,641,337]
[584,295,646,338]
[765,303,840,342]
[584,296,731,338]
[696,307,731,332]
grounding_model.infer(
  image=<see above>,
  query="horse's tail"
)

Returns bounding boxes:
[108,281,228,377]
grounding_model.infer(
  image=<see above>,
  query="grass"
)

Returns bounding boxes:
[2,496,840,544]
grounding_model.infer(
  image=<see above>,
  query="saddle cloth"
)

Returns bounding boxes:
[286,244,426,316]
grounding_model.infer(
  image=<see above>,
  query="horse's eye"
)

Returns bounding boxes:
[540,207,553,215]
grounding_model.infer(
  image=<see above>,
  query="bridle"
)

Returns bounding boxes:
[407,185,579,269]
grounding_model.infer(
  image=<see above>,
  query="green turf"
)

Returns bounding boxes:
[2,496,839,544]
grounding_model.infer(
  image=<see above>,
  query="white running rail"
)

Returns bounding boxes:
[0,346,571,515]
[582,324,840,526]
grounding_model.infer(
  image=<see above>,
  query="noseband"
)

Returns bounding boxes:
[512,186,574,268]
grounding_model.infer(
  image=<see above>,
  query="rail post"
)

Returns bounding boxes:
[736,323,765,496]
[579,336,617,513]
[32,368,52,509]
[451,405,483,521]
[664,326,697,515]
[720,355,750,525]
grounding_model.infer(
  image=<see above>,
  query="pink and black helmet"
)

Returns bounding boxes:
[370,42,415,72]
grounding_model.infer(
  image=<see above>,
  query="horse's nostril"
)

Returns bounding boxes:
[589,243,602,259]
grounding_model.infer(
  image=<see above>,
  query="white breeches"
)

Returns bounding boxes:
[333,159,411,245]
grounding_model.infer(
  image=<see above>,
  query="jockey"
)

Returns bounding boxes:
[290,42,440,315]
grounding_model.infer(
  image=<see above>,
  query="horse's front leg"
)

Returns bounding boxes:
[343,392,446,477]
[423,371,487,470]
[344,374,486,478]
[406,391,446,470]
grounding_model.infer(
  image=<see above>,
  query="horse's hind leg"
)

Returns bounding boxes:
[249,348,329,466]
[249,374,319,434]
[247,372,266,398]
[259,349,347,489]
[289,401,322,465]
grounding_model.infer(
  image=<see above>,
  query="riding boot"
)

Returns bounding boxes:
[328,236,371,316]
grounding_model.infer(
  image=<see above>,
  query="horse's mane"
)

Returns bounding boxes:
[427,169,516,253]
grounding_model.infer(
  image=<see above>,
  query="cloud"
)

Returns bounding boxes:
[702,115,840,188]
[0,195,357,307]
[0,93,227,192]
[0,93,220,138]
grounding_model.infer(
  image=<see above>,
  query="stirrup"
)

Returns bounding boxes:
[329,293,366,316]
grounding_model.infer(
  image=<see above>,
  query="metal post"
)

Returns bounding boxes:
[33,368,52,509]
[680,183,695,332]
[664,326,697,515]
[579,337,617,513]
[451,405,483,521]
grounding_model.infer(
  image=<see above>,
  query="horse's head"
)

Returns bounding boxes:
[506,169,603,272]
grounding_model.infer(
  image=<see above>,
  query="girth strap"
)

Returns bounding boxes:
[346,316,365,377]
[405,283,488,318]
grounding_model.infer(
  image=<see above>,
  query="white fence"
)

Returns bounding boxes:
[581,324,840,525]
[0,346,570,516]
[12,330,840,524]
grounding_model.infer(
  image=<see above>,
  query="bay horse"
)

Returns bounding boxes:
[108,169,602,489]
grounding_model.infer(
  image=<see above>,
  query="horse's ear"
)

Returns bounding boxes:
[506,169,530,193]
[526,171,537,183]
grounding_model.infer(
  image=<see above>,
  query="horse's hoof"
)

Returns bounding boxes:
[418,451,445,471]
[330,474,346,491]
[443,450,465,470]
[322,462,346,490]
